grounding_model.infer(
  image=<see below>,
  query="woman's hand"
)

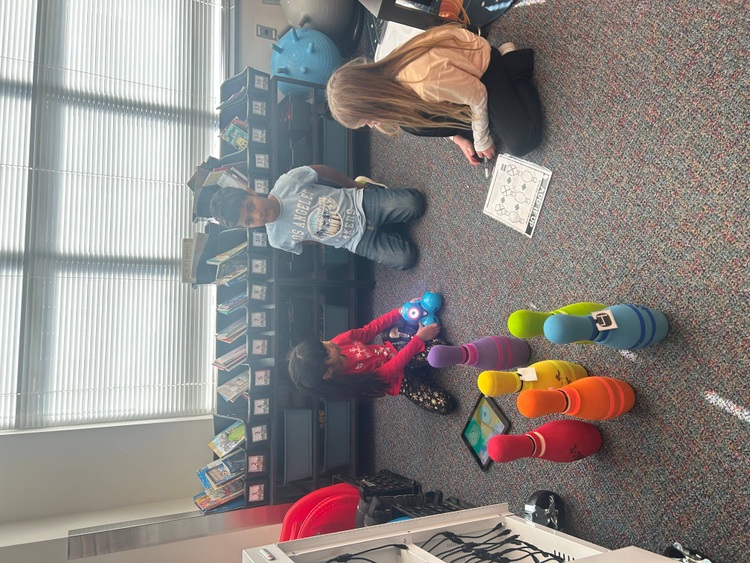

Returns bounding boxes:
[476,143,496,160]
[416,323,441,341]
[451,135,481,165]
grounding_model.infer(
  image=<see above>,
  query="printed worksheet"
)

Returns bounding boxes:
[483,154,552,238]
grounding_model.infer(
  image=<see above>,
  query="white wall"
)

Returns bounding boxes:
[0,418,288,561]
[236,0,290,73]
[0,418,214,527]
[0,418,215,556]
[0,523,283,563]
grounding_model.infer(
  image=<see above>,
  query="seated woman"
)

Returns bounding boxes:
[326,23,544,164]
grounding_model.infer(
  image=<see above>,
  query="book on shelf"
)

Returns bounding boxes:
[213,258,248,286]
[208,419,246,457]
[198,495,245,515]
[204,166,249,191]
[216,318,247,344]
[193,477,244,513]
[186,156,221,192]
[216,85,247,110]
[217,370,250,402]
[212,343,247,371]
[197,448,248,489]
[217,292,248,314]
[207,240,248,265]
[223,271,248,288]
[220,117,249,151]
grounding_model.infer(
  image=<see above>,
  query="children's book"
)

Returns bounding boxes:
[197,448,248,489]
[186,156,220,192]
[223,271,248,288]
[217,370,250,402]
[217,292,248,315]
[204,166,249,191]
[208,419,246,456]
[216,317,247,344]
[220,117,249,151]
[212,343,247,371]
[207,240,248,265]
[199,494,245,514]
[193,477,244,512]
[483,153,552,238]
[213,259,248,286]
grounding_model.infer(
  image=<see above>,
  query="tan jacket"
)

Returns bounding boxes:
[396,28,492,151]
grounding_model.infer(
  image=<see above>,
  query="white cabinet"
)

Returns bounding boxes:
[243,504,673,563]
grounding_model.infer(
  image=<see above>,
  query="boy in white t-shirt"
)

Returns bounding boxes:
[210,164,424,270]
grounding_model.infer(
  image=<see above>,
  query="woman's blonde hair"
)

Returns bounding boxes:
[326,23,480,135]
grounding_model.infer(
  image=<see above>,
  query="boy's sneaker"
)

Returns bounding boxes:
[355,176,388,189]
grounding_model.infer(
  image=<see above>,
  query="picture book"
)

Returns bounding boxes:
[197,448,247,489]
[204,165,249,190]
[186,156,220,192]
[208,419,246,456]
[483,153,552,238]
[193,477,244,512]
[214,259,248,286]
[217,370,250,402]
[223,271,248,288]
[220,117,249,151]
[212,343,247,371]
[199,495,244,514]
[207,240,248,265]
[216,317,247,344]
[217,292,248,315]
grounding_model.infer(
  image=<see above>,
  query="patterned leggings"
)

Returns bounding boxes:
[390,336,457,415]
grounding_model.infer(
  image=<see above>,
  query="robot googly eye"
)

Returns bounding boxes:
[407,307,422,320]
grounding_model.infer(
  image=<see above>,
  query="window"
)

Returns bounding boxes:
[0,0,222,429]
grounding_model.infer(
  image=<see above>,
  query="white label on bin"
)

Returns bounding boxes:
[252,128,266,143]
[255,153,270,168]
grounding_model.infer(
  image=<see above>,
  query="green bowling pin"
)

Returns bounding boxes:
[507,302,607,339]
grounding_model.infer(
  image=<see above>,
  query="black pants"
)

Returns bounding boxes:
[403,48,544,157]
[390,336,457,415]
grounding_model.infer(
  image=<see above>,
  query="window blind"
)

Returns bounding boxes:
[0,0,222,429]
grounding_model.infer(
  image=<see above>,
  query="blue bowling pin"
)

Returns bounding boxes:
[543,304,668,349]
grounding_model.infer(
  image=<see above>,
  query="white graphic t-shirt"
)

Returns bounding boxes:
[265,166,366,255]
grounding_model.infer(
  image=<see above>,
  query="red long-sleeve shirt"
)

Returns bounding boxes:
[331,309,425,396]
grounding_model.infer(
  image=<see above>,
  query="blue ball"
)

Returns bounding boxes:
[271,28,341,95]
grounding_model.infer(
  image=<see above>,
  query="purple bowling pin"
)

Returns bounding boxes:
[427,335,530,370]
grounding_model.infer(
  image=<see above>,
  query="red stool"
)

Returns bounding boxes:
[279,483,360,541]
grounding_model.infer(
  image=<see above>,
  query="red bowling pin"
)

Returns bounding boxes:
[488,420,602,463]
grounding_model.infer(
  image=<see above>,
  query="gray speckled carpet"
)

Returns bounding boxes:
[355,2,749,562]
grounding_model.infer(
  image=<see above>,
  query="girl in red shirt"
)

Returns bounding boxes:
[288,307,456,415]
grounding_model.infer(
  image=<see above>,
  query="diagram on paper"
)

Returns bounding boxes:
[483,154,552,238]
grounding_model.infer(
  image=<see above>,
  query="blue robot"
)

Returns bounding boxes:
[401,292,443,326]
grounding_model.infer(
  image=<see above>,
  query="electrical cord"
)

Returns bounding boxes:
[323,543,409,563]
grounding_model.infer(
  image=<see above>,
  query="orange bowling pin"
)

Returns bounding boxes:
[517,376,635,420]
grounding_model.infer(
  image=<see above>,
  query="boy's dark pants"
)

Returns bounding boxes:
[356,186,425,271]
